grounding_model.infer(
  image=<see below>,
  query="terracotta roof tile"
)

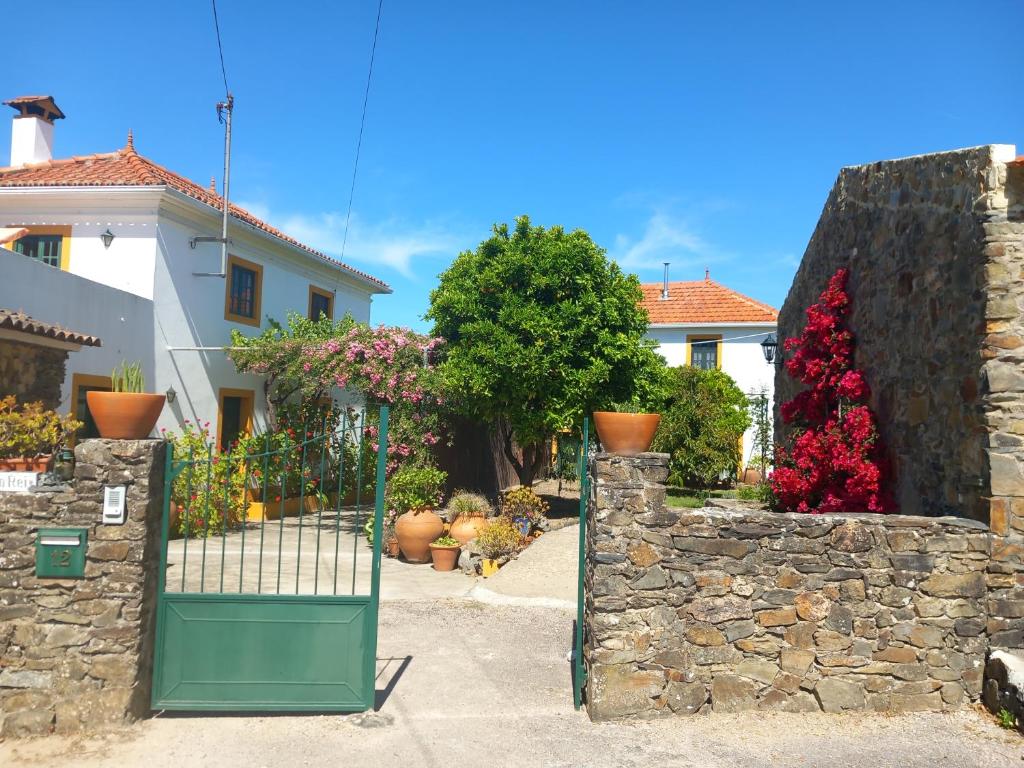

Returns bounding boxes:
[0,140,390,292]
[1009,155,1024,167]
[640,279,778,324]
[0,308,101,347]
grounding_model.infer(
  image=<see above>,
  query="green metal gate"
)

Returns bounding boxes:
[573,416,591,710]
[151,406,389,712]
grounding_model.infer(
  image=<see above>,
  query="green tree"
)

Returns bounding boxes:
[652,366,752,488]
[427,215,665,486]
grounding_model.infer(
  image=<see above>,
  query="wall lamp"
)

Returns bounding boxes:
[760,334,778,366]
[100,229,115,248]
[165,386,177,404]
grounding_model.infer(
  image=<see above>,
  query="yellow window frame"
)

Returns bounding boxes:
[224,254,264,327]
[308,285,334,321]
[5,225,72,270]
[685,334,723,370]
[216,387,255,453]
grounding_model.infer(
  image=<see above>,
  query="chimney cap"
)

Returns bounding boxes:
[4,95,65,123]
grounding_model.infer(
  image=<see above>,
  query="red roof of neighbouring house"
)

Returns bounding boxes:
[640,277,779,324]
[0,309,101,347]
[0,133,390,293]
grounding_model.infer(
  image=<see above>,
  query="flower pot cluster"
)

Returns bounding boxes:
[0,395,81,473]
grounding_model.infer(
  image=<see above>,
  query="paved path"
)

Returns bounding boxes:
[2,600,1019,768]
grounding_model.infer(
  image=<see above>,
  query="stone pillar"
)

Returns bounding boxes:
[0,439,165,737]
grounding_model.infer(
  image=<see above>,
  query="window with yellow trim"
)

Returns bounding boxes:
[687,334,722,370]
[6,225,72,270]
[224,255,263,326]
[308,285,334,321]
[217,388,255,452]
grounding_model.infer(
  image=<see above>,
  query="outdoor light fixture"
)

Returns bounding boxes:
[760,334,778,365]
[100,229,115,248]
[165,386,176,404]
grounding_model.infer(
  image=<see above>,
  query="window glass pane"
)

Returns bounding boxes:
[310,292,331,320]
[692,340,718,370]
[220,396,244,452]
[13,235,62,267]
[230,264,256,318]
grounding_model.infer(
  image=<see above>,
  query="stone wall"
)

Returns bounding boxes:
[776,144,1024,651]
[0,439,165,737]
[0,338,69,410]
[585,453,992,720]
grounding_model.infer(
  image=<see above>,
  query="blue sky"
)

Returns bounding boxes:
[7,1,1022,331]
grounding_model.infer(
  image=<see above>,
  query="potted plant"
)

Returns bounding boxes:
[0,396,81,472]
[447,491,492,545]
[476,517,522,577]
[428,534,461,571]
[390,463,447,563]
[501,486,549,537]
[87,362,165,439]
[593,398,661,456]
[384,512,400,557]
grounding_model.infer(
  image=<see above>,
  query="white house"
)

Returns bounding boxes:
[640,271,778,472]
[0,95,390,448]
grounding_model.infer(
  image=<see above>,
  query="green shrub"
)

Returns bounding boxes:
[651,366,752,489]
[501,486,549,526]
[386,463,447,514]
[447,491,492,520]
[476,517,523,559]
[0,396,81,458]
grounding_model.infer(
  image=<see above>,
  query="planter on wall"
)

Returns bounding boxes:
[592,412,661,456]
[86,392,165,440]
[395,508,444,563]
[0,455,53,473]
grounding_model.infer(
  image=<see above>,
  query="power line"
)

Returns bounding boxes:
[211,0,230,96]
[340,0,385,263]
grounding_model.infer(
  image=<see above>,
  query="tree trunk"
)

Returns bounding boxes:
[500,423,546,487]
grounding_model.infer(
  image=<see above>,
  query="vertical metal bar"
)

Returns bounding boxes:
[180,446,194,592]
[351,411,366,596]
[295,418,308,594]
[333,416,349,596]
[313,415,328,595]
[199,443,213,593]
[276,465,286,595]
[574,416,590,710]
[239,456,250,593]
[364,405,389,710]
[219,452,230,593]
[257,433,270,594]
[152,442,175,708]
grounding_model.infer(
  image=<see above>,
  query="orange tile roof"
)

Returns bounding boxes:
[0,308,101,347]
[640,278,779,324]
[1009,155,1024,167]
[0,135,390,292]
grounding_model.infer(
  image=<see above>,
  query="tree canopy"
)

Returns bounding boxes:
[427,215,664,485]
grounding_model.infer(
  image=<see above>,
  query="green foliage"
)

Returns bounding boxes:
[501,486,549,525]
[111,361,145,393]
[476,517,523,559]
[746,386,773,473]
[651,366,752,488]
[164,421,246,538]
[0,396,81,458]
[736,483,775,504]
[447,491,492,520]
[386,463,447,514]
[427,215,666,485]
[997,708,1018,730]
[432,534,460,547]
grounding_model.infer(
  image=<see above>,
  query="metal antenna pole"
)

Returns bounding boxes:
[191,94,233,276]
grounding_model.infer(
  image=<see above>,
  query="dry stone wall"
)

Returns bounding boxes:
[0,339,69,411]
[584,453,992,720]
[776,144,1024,651]
[0,439,164,737]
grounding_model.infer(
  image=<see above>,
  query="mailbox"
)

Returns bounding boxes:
[36,528,88,579]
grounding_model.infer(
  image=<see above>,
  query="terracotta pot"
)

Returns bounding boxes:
[395,508,444,563]
[429,543,460,572]
[742,467,763,485]
[387,538,400,558]
[87,392,166,439]
[592,412,661,456]
[481,558,500,577]
[449,514,488,545]
[0,455,52,473]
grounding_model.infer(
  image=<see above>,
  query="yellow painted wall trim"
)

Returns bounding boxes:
[223,254,264,327]
[307,284,334,320]
[216,387,255,453]
[5,225,73,271]
[685,334,723,369]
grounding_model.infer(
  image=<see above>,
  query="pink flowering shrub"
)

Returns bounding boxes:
[771,268,894,514]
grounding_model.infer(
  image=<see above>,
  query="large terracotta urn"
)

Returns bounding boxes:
[395,508,444,563]
[592,412,661,456]
[449,515,488,546]
[87,392,165,439]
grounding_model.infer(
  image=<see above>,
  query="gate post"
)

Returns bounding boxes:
[0,439,166,737]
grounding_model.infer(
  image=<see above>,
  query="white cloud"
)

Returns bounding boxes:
[609,211,715,272]
[234,202,462,279]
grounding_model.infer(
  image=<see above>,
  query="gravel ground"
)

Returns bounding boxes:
[2,600,1020,768]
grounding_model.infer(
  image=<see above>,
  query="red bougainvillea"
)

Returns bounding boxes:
[771,268,894,514]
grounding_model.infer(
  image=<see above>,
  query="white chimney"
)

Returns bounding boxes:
[4,95,64,167]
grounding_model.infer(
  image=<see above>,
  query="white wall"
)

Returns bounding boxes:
[0,247,154,412]
[647,324,776,470]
